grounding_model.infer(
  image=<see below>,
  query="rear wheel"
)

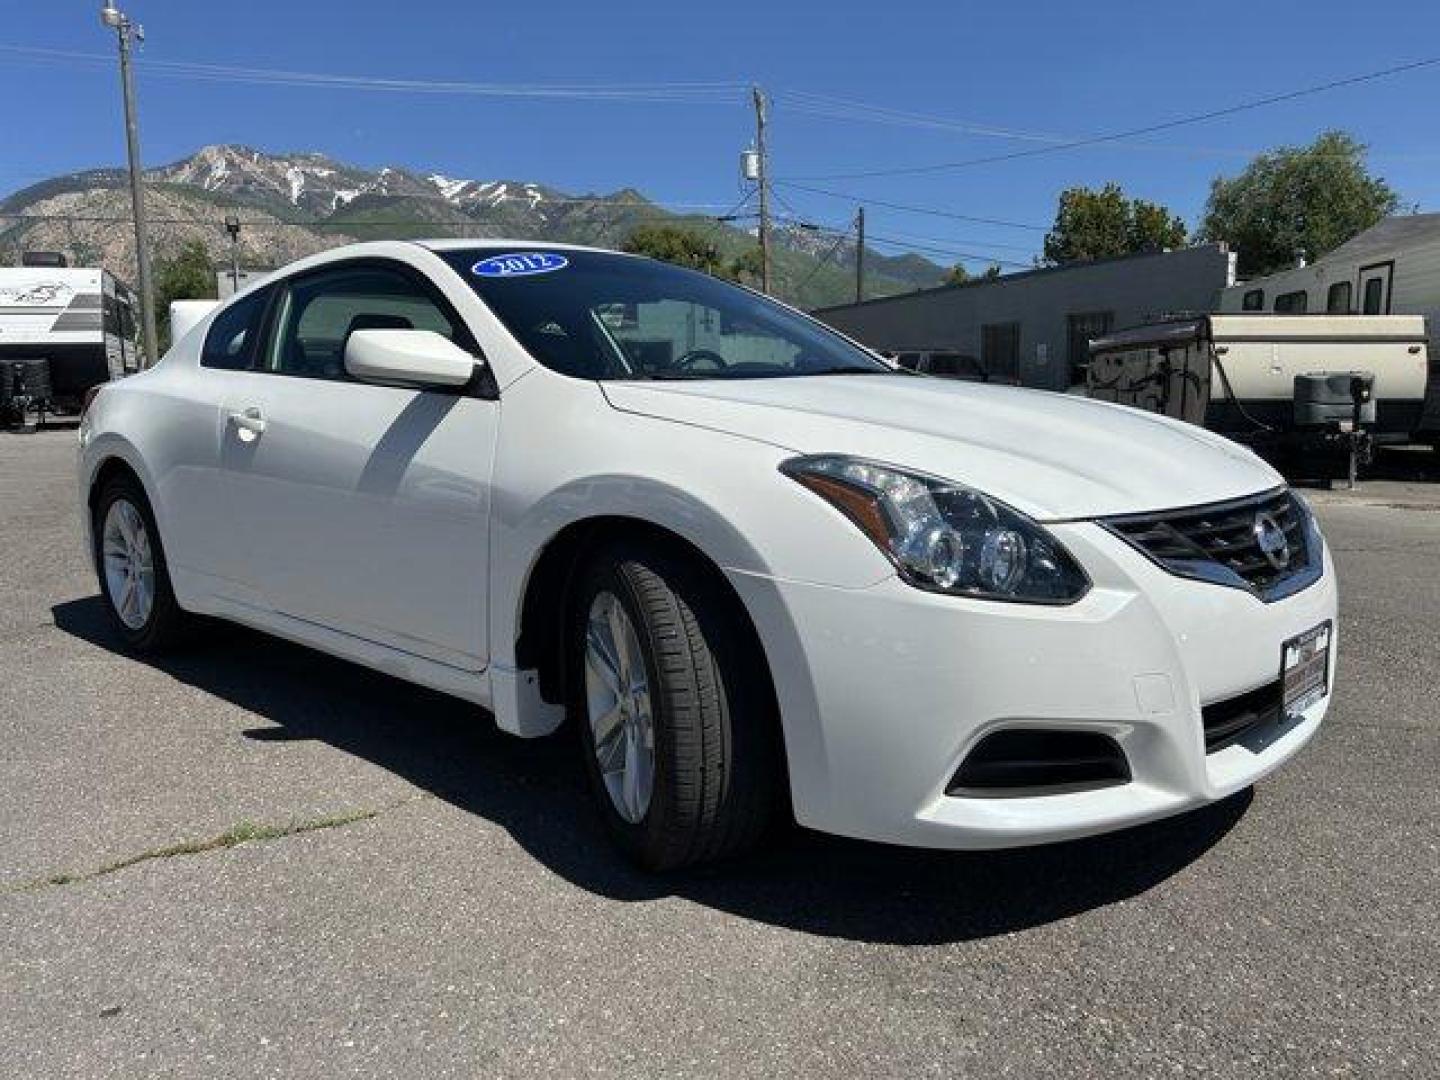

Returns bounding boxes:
[571,540,780,870]
[92,474,189,652]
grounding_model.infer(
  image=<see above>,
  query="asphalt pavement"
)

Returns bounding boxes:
[2,428,1437,1078]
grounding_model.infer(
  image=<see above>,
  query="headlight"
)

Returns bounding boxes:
[1290,489,1326,560]
[781,455,1090,603]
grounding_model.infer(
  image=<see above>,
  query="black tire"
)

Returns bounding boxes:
[570,540,781,870]
[91,473,190,652]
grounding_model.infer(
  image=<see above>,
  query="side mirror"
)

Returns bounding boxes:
[344,329,477,389]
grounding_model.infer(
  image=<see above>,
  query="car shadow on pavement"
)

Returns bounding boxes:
[53,595,1250,946]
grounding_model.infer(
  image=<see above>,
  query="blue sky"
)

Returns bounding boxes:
[4,0,1440,270]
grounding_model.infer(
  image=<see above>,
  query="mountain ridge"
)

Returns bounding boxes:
[0,144,945,308]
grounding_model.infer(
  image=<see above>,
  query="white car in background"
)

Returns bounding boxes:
[77,241,1338,869]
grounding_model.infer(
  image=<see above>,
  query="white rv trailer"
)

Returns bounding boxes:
[1087,314,1428,452]
[1215,214,1440,438]
[0,266,140,410]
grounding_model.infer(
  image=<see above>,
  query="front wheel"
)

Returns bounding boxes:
[572,541,781,870]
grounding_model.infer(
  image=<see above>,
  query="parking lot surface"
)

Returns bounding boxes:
[2,428,1437,1078]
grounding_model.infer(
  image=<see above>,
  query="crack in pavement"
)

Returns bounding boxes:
[2,799,416,896]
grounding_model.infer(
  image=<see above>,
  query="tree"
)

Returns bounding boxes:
[153,240,217,350]
[727,246,765,286]
[1199,131,1400,278]
[944,263,970,286]
[1042,183,1187,265]
[622,225,724,276]
[623,223,766,285]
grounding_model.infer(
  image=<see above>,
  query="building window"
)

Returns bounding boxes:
[1066,311,1114,385]
[1242,289,1265,311]
[1363,276,1386,315]
[981,322,1020,383]
[1326,281,1352,314]
[1274,290,1308,314]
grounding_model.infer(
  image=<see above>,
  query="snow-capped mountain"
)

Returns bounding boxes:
[153,145,437,216]
[149,145,574,222]
[426,175,549,215]
[0,145,945,308]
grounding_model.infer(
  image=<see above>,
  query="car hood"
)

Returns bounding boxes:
[601,374,1282,520]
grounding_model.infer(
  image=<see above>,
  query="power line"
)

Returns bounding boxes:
[0,168,739,213]
[0,45,747,102]
[775,90,1072,146]
[781,54,1440,181]
[857,232,1030,269]
[774,89,1440,165]
[776,182,1048,231]
[783,215,1031,269]
[774,213,1037,257]
[838,222,1037,254]
[0,209,707,230]
[794,230,853,293]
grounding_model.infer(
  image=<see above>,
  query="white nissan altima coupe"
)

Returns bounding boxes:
[78,241,1337,869]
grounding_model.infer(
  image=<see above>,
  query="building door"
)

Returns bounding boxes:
[982,322,1021,384]
[1066,312,1114,387]
[1359,261,1394,315]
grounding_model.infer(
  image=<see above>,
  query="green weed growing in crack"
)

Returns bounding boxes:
[6,806,387,895]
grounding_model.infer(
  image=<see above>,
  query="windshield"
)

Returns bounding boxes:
[440,248,891,381]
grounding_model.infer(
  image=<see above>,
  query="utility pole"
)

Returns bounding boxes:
[224,215,242,294]
[101,1,159,367]
[855,206,866,304]
[752,86,771,294]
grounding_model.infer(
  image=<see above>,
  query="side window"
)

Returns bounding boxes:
[264,264,468,381]
[201,287,270,371]
[1326,281,1352,314]
[1242,289,1264,312]
[1274,290,1308,314]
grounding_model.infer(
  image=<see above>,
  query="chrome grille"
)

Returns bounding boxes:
[1100,488,1322,602]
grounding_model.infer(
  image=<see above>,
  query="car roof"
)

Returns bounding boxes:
[415,238,626,256]
[214,238,637,306]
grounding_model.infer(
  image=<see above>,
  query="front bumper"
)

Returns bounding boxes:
[729,520,1338,850]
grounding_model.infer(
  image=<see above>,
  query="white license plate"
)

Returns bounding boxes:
[1282,622,1331,717]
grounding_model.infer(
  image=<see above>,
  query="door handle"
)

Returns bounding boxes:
[228,407,266,441]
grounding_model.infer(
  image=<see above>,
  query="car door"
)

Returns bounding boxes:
[214,259,496,671]
[158,282,275,599]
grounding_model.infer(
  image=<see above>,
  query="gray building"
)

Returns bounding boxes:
[216,270,269,298]
[815,243,1236,391]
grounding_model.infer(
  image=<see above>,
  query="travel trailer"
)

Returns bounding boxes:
[1087,315,1428,467]
[0,264,140,414]
[1216,214,1440,438]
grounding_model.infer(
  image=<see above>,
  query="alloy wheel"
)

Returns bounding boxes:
[584,590,656,823]
[101,498,155,631]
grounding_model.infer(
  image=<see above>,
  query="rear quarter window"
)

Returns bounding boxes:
[201,288,270,371]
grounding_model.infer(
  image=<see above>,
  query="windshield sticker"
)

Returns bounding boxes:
[472,252,569,277]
